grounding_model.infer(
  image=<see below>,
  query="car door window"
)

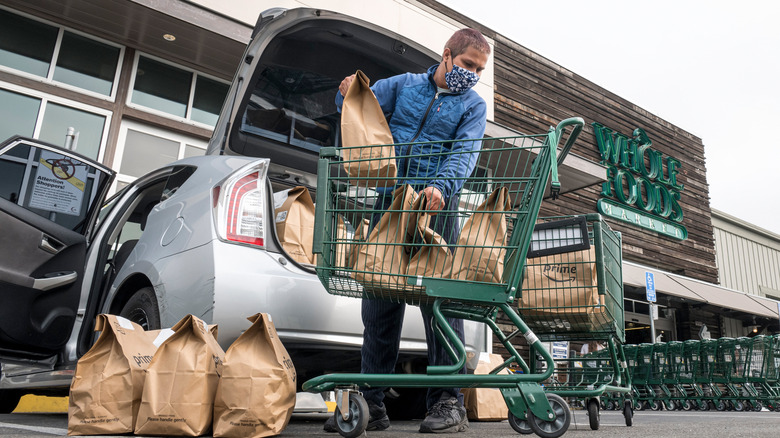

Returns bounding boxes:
[0,137,113,234]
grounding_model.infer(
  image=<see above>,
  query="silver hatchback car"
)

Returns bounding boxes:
[0,8,487,416]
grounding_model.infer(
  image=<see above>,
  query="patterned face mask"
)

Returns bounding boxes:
[444,59,480,93]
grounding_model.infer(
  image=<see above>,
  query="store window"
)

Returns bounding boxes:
[0,88,40,142]
[113,121,206,190]
[53,32,121,95]
[0,9,58,77]
[130,55,228,127]
[0,85,110,160]
[0,8,121,97]
[132,56,191,118]
[191,76,229,126]
[38,102,107,160]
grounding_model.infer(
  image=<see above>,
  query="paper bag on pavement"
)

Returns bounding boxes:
[213,313,297,438]
[68,314,165,436]
[340,70,396,188]
[134,314,226,436]
[447,187,511,283]
[274,186,315,265]
[462,353,510,421]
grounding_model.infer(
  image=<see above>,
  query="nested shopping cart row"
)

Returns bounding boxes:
[625,335,780,412]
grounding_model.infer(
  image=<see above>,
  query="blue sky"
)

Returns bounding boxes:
[440,0,780,235]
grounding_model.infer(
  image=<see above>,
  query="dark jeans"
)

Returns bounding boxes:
[360,190,466,410]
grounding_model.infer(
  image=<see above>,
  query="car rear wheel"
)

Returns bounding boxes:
[0,390,23,414]
[118,287,161,330]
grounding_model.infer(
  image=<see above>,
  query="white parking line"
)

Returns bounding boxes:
[0,421,67,435]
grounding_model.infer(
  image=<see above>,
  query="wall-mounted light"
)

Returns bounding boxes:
[163,34,176,42]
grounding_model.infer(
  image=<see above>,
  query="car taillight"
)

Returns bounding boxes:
[213,160,269,247]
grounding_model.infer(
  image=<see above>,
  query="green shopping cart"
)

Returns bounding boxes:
[303,118,585,438]
[519,214,633,430]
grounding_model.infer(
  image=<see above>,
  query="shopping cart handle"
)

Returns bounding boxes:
[555,117,585,166]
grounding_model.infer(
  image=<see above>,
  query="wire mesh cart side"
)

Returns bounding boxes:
[520,214,633,429]
[303,117,585,438]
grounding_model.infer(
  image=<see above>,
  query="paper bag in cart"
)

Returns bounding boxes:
[67,314,170,436]
[447,187,511,283]
[213,313,297,438]
[134,314,225,436]
[518,247,604,330]
[353,184,419,293]
[340,70,396,188]
[344,218,370,268]
[320,214,350,269]
[407,196,451,282]
[274,186,315,264]
[462,353,510,421]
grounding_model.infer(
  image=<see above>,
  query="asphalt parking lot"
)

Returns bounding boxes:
[3,409,780,437]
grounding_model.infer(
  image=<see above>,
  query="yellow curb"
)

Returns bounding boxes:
[13,395,68,413]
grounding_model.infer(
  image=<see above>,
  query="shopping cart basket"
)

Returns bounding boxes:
[520,214,633,429]
[681,339,709,410]
[302,118,584,438]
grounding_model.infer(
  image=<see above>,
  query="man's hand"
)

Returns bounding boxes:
[339,74,357,96]
[421,187,444,215]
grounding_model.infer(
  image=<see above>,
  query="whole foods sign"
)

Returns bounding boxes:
[592,122,688,240]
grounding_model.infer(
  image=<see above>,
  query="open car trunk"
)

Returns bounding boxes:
[210,8,437,190]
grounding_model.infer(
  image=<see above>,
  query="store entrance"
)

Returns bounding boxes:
[625,322,652,344]
[624,299,676,343]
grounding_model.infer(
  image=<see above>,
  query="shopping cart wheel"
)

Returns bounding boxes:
[715,400,726,411]
[698,401,709,411]
[733,400,744,412]
[650,400,661,411]
[682,400,694,411]
[623,401,633,427]
[526,394,571,438]
[587,399,600,430]
[508,413,534,434]
[752,401,762,412]
[334,392,369,438]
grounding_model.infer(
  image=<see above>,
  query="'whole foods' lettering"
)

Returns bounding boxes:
[592,122,688,240]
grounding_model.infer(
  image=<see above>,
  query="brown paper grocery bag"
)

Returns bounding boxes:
[68,315,166,436]
[407,196,451,279]
[274,186,315,264]
[340,70,396,188]
[325,215,350,269]
[353,185,418,292]
[518,247,603,328]
[447,187,511,283]
[135,314,226,436]
[462,353,509,421]
[213,313,297,438]
[209,324,219,343]
[345,218,371,268]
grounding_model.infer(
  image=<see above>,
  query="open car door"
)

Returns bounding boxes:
[0,136,114,363]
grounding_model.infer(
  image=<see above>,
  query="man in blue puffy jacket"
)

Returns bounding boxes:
[326,28,490,434]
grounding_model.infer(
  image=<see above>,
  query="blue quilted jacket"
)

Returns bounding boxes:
[336,64,487,201]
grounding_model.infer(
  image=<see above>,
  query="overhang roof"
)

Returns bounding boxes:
[623,261,779,319]
[3,0,250,78]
